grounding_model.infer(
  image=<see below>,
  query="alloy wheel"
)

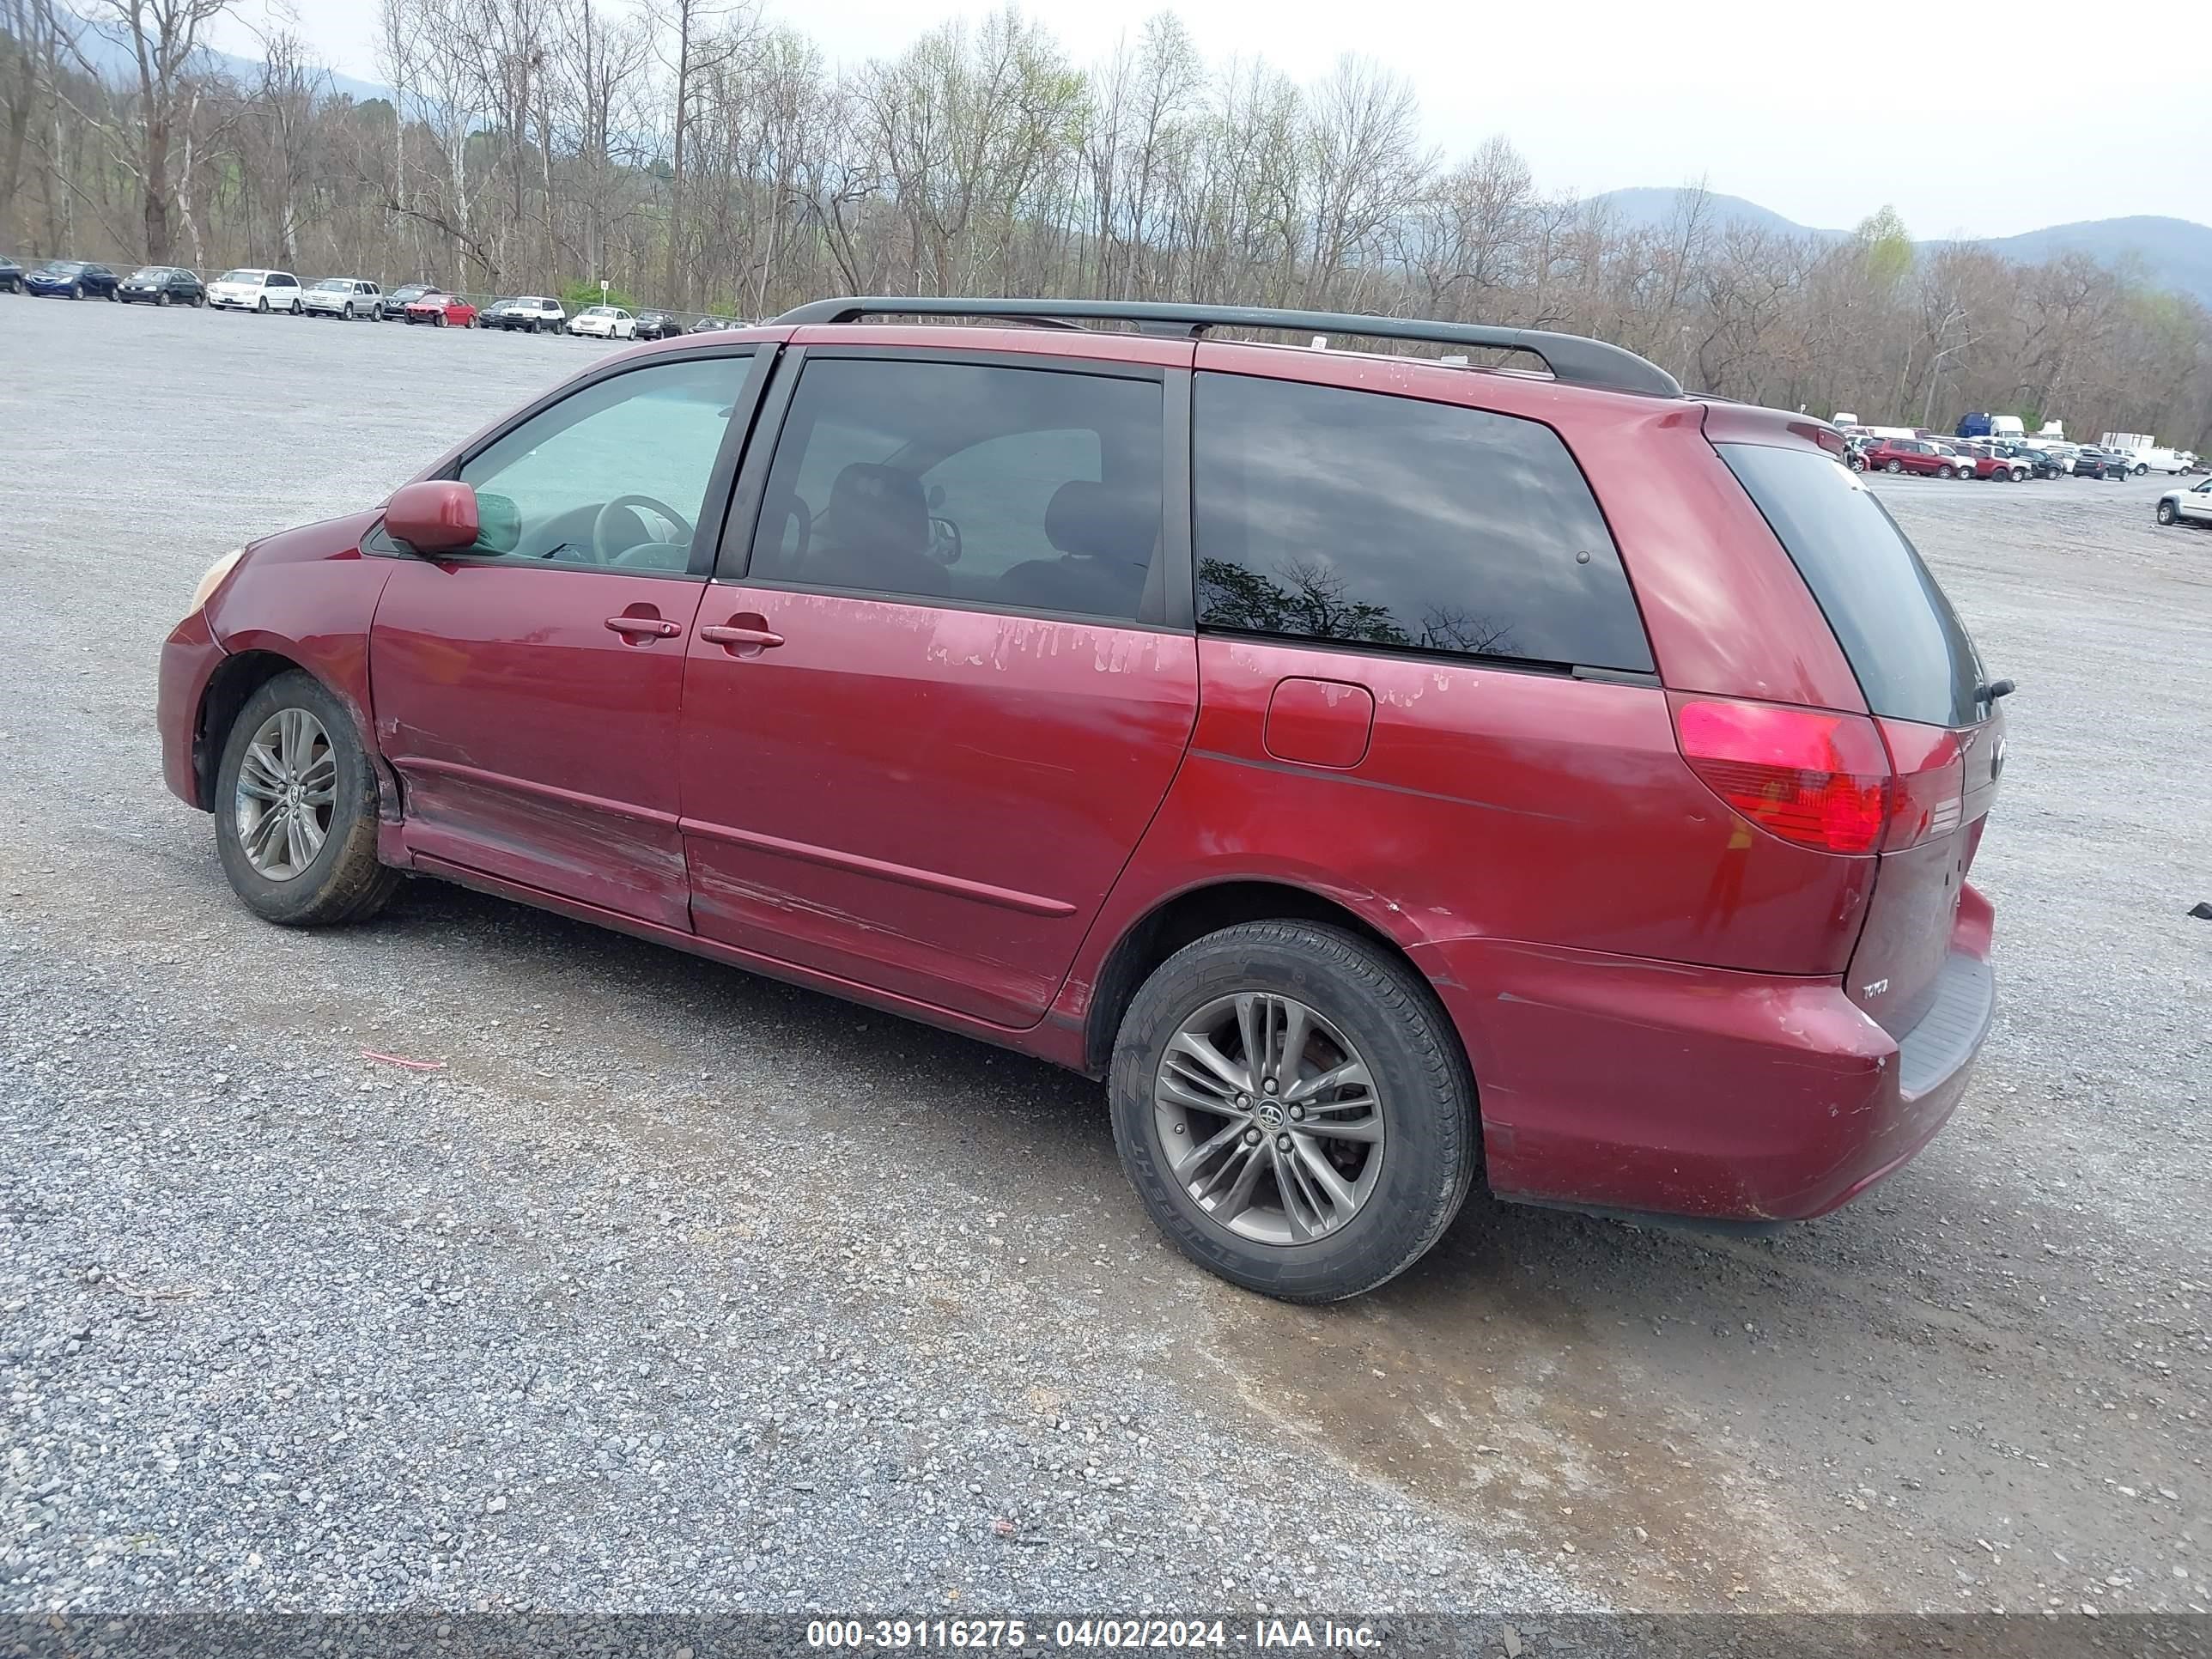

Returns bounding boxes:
[1152,991,1385,1245]
[232,708,336,881]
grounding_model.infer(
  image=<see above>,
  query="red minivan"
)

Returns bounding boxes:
[157,297,2006,1302]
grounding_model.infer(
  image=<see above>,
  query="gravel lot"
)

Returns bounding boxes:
[2,303,2207,1620]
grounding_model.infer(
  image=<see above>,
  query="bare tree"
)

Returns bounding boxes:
[64,0,233,258]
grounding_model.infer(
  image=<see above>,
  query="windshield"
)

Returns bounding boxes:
[130,266,168,281]
[217,270,264,283]
[39,261,85,275]
[312,278,349,290]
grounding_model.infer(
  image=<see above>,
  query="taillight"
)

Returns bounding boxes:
[1671,696,1893,854]
[1874,719,1967,852]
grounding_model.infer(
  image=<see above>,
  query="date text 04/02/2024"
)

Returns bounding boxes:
[804,1618,1383,1650]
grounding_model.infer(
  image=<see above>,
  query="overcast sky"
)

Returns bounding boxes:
[216,0,2207,239]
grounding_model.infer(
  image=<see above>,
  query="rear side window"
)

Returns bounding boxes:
[1718,443,1983,727]
[750,357,1164,622]
[1192,373,1652,672]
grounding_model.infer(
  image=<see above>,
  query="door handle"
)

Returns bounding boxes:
[606,616,681,639]
[699,620,785,653]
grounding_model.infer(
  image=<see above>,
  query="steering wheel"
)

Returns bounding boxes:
[592,494,694,564]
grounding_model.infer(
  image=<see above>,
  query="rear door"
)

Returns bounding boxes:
[675,344,1200,1026]
[1715,441,2001,1038]
[370,348,767,927]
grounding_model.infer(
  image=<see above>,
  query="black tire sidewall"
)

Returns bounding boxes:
[213,672,384,925]
[1109,921,1476,1302]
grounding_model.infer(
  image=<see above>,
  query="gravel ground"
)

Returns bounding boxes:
[1,303,2207,1619]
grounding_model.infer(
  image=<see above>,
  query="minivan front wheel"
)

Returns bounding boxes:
[215,671,398,927]
[1110,921,1478,1303]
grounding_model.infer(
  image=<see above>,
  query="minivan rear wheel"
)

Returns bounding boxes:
[214,671,398,927]
[1109,921,1477,1303]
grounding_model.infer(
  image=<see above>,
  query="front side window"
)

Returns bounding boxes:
[748,358,1164,622]
[1193,373,1652,672]
[455,355,751,573]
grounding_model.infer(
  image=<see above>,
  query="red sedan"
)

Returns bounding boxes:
[403,291,477,328]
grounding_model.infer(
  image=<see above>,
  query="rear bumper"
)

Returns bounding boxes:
[157,608,227,810]
[1410,896,1995,1222]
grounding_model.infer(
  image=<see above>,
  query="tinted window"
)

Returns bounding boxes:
[1192,373,1650,671]
[456,355,750,572]
[1718,443,1983,727]
[750,358,1164,622]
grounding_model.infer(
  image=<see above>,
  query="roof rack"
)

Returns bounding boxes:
[770,296,1683,398]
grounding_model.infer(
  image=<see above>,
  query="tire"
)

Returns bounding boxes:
[1936,465,1954,479]
[434,312,447,327]
[2133,463,2148,477]
[1109,921,1479,1303]
[343,303,355,319]
[106,285,118,301]
[213,671,399,927]
[156,289,170,307]
[257,297,268,313]
[2157,501,2177,525]
[68,284,82,300]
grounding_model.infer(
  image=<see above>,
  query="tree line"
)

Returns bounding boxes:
[5,0,2209,448]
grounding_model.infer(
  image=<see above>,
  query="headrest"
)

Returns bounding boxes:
[823,464,926,550]
[1045,480,1157,562]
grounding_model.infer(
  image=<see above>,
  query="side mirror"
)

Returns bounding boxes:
[385,480,479,554]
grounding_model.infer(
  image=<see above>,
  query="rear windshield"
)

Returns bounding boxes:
[1718,443,1984,727]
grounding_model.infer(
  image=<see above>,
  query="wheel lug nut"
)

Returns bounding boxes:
[1243,1127,1261,1146]
[1235,1094,1250,1110]
[1275,1133,1292,1152]
[1289,1105,1304,1121]
[1262,1079,1277,1094]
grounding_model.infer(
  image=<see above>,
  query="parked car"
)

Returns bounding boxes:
[482,295,566,333]
[1958,442,2029,482]
[156,295,2008,1304]
[1863,437,1965,477]
[2008,443,2068,478]
[2070,446,2127,479]
[380,282,441,320]
[567,304,636,340]
[2154,477,2212,527]
[2,253,29,293]
[403,290,478,328]
[117,265,206,307]
[302,276,383,319]
[633,309,683,341]
[685,316,731,333]
[208,269,303,313]
[25,259,120,299]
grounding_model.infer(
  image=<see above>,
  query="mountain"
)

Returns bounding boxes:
[1978,217,2212,307]
[1588,186,1847,243]
[1590,188,2212,307]
[59,14,394,110]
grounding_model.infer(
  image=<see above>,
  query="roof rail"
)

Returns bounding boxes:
[770,296,1683,398]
